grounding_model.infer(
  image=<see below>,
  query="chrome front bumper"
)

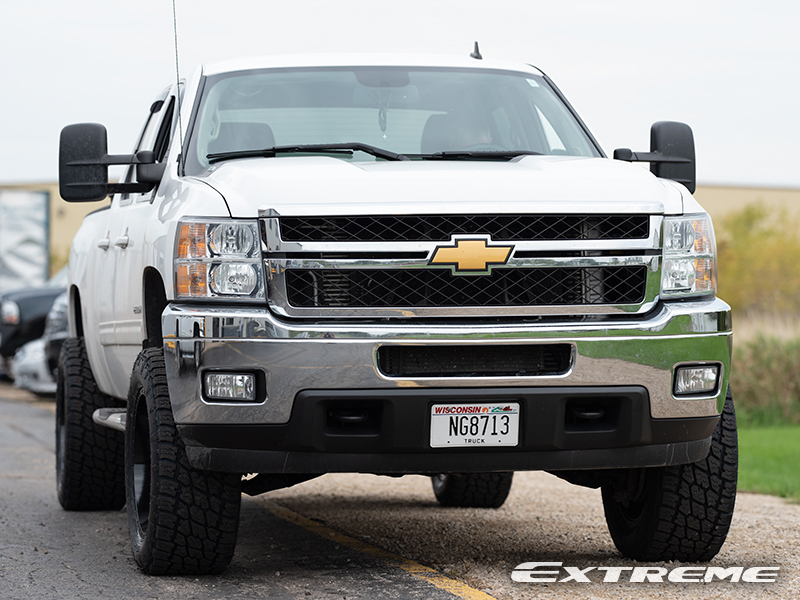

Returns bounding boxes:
[162,298,732,427]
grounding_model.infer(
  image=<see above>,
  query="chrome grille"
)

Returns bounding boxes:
[279,214,650,242]
[285,266,648,308]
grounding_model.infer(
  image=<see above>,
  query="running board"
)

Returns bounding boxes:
[92,408,126,432]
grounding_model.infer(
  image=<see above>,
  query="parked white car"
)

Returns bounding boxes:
[11,338,56,395]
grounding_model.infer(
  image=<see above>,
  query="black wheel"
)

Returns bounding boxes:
[126,347,242,575]
[56,337,125,511]
[431,472,513,508]
[601,387,738,562]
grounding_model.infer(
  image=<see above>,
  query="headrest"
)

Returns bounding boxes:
[208,122,276,155]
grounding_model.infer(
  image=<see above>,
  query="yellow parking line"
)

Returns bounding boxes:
[261,499,498,600]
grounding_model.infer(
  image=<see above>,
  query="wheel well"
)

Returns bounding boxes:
[68,285,84,338]
[142,268,168,349]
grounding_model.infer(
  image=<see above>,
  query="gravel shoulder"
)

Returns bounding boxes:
[265,471,800,599]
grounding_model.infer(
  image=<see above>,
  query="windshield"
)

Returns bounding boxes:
[184,66,600,174]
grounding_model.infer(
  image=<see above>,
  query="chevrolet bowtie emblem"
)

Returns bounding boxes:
[430,238,514,274]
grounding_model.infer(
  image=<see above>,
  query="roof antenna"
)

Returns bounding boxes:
[172,0,183,148]
[470,41,483,60]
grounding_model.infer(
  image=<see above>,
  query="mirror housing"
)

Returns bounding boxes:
[137,160,167,184]
[59,123,110,202]
[59,123,159,202]
[613,121,696,193]
[650,121,696,193]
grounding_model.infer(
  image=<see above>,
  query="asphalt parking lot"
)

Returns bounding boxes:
[2,380,799,600]
[0,383,467,600]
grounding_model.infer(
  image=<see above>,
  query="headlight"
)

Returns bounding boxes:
[209,263,259,295]
[1,300,20,325]
[175,220,264,299]
[209,223,256,257]
[661,214,716,297]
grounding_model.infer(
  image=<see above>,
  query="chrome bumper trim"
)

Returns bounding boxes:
[162,298,732,425]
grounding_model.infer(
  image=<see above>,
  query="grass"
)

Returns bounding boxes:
[712,202,800,427]
[717,203,800,314]
[728,314,800,500]
[730,334,800,427]
[734,312,800,343]
[696,200,800,499]
[738,426,800,501]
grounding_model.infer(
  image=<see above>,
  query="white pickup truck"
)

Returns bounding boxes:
[57,53,736,575]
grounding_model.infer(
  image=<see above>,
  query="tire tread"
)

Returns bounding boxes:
[56,337,125,511]
[127,347,241,575]
[603,388,737,562]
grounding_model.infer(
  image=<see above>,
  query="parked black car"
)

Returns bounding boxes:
[43,291,69,378]
[0,268,67,379]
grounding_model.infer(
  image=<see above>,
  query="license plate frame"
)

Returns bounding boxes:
[430,402,520,448]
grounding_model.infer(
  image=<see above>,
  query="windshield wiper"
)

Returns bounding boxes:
[207,142,410,163]
[416,150,543,160]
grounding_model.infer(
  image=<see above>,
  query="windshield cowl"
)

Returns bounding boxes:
[207,142,410,164]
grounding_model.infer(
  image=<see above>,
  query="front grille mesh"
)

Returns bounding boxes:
[285,266,647,308]
[279,215,649,242]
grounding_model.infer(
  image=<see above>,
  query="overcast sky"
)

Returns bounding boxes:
[1,0,797,188]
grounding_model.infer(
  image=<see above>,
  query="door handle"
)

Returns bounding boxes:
[115,235,129,249]
[98,238,110,250]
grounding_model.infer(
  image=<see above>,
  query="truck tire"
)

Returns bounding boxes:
[431,472,513,508]
[601,387,737,562]
[125,347,242,575]
[56,337,125,511]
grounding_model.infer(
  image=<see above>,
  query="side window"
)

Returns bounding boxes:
[119,95,175,205]
[135,97,175,203]
[138,98,175,159]
[152,98,175,163]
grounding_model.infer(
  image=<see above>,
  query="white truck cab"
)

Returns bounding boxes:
[56,53,735,575]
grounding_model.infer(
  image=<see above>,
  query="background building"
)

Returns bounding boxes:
[0,182,109,280]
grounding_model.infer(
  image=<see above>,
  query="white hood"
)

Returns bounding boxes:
[199,154,686,218]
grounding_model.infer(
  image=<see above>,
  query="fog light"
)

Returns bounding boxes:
[204,372,256,401]
[674,365,720,396]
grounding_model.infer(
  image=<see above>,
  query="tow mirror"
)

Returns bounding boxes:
[59,123,159,202]
[59,123,111,202]
[614,121,696,193]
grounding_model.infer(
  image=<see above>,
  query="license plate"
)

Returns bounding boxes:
[430,403,520,448]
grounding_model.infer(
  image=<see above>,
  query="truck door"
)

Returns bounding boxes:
[95,89,176,398]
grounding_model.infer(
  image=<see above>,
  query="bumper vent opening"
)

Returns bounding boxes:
[565,398,620,432]
[377,344,573,378]
[324,401,383,436]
